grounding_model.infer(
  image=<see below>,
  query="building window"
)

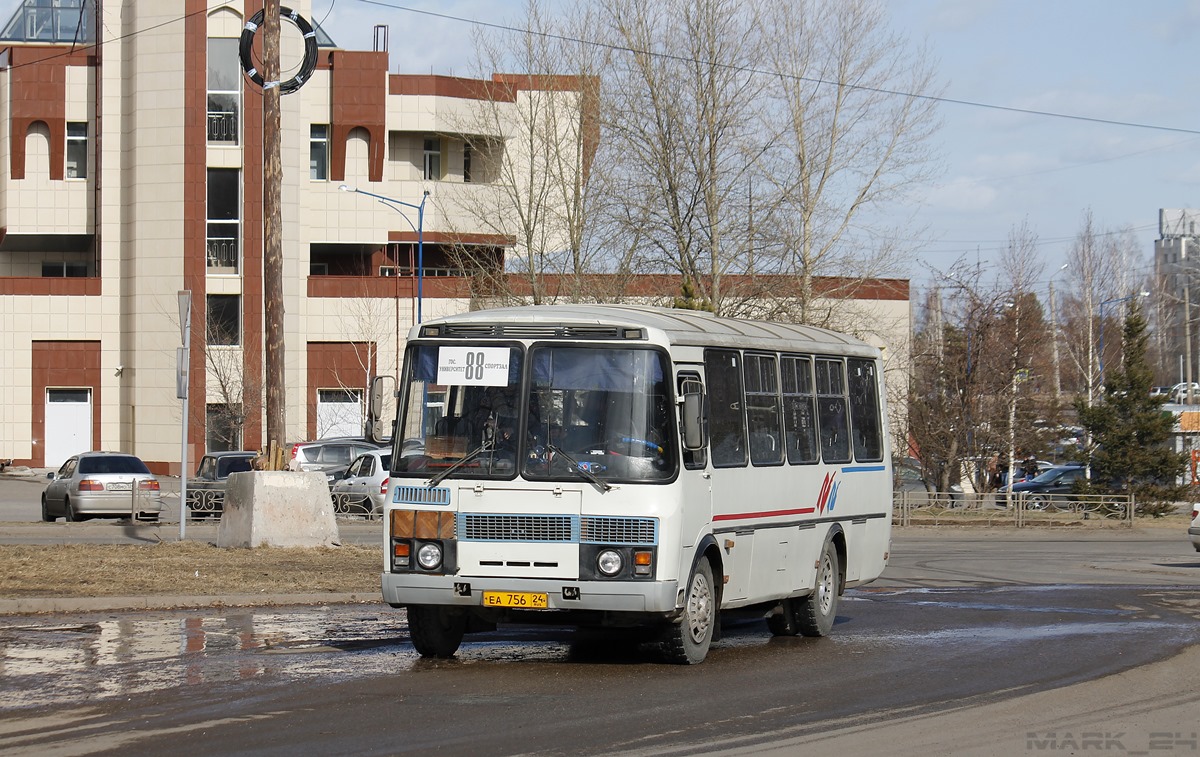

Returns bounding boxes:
[423,137,441,180]
[206,294,240,346]
[207,168,240,271]
[310,124,329,180]
[41,261,88,277]
[463,142,472,183]
[65,122,87,178]
[206,403,243,452]
[379,266,397,277]
[207,38,240,144]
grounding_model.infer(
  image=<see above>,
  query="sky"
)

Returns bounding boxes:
[302,0,1200,292]
[5,0,1198,292]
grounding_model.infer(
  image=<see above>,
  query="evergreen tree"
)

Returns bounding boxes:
[1074,302,1187,510]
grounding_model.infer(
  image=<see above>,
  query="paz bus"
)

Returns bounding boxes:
[369,304,893,664]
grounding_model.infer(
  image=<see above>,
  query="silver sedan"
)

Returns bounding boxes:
[330,449,391,517]
[41,451,163,522]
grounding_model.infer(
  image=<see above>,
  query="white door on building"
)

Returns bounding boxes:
[316,389,363,438]
[45,388,93,467]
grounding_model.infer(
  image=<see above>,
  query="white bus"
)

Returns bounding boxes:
[371,305,892,664]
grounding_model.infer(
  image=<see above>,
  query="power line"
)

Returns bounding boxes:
[350,0,1200,136]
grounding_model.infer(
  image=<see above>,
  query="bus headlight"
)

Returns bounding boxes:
[417,542,443,570]
[597,549,623,576]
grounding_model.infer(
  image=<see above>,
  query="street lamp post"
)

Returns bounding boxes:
[1097,291,1150,388]
[340,185,430,324]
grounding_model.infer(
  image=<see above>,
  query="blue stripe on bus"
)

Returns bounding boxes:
[841,465,887,473]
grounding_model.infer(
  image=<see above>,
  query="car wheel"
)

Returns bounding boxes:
[407,605,468,658]
[40,494,54,523]
[1028,495,1048,511]
[65,498,79,523]
[796,539,840,637]
[660,557,716,664]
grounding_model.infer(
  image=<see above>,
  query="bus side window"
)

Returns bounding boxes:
[744,353,783,466]
[782,355,818,464]
[678,373,707,470]
[848,358,883,462]
[816,358,851,463]
[705,350,747,468]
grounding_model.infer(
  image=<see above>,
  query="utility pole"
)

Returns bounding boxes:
[263,0,286,448]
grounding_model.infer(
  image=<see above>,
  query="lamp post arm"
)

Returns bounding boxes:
[340,185,430,324]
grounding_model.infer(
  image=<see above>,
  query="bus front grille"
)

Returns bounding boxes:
[581,516,658,545]
[461,514,576,542]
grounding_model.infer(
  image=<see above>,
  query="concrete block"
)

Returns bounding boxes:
[217,471,340,548]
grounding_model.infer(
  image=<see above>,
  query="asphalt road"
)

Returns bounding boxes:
[0,520,1196,756]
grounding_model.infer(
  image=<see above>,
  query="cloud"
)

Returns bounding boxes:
[921,176,999,213]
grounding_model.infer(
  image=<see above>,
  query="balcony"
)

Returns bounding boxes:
[206,97,238,145]
[206,238,238,273]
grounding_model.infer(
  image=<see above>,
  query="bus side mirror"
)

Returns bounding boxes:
[367,375,396,444]
[681,391,706,450]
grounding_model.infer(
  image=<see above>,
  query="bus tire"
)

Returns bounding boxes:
[661,557,715,664]
[407,605,467,658]
[797,539,840,637]
[767,598,801,636]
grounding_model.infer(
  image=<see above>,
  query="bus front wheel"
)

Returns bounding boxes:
[661,558,715,664]
[407,605,468,658]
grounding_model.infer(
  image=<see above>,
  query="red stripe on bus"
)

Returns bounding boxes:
[713,507,816,521]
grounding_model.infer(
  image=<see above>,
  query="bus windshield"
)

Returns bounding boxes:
[393,343,676,483]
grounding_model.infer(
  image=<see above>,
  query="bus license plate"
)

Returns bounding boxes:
[482,591,548,609]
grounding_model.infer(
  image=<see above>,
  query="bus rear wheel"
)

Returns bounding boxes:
[798,540,840,637]
[661,558,715,664]
[407,605,468,658]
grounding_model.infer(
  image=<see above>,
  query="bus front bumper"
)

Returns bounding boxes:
[381,572,680,614]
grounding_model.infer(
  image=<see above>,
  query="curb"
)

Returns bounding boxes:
[0,592,377,616]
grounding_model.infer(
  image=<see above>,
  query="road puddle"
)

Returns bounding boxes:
[0,606,419,709]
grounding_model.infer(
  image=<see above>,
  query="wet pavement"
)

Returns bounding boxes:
[0,581,1197,755]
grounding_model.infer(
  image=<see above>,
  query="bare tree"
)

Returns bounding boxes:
[758,0,940,329]
[997,222,1045,506]
[1059,210,1122,406]
[203,320,255,452]
[907,241,1054,496]
[597,0,940,322]
[442,0,626,307]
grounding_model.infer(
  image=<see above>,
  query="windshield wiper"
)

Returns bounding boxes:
[548,444,612,493]
[428,444,488,488]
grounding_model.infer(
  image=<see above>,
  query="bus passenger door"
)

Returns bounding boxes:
[676,371,712,553]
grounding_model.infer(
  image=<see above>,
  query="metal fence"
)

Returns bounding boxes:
[893,491,1135,527]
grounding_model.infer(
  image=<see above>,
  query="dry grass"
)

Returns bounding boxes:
[0,542,381,598]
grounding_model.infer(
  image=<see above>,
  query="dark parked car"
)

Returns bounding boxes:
[42,451,163,522]
[186,450,257,517]
[1007,464,1088,509]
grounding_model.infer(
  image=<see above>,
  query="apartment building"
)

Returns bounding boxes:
[0,0,590,471]
[0,0,911,473]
